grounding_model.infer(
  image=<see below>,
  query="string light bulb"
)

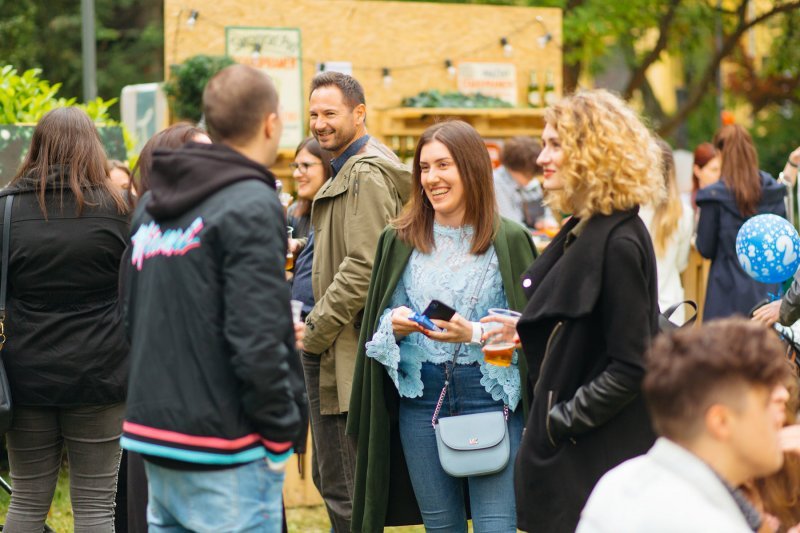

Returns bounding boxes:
[537,34,553,48]
[500,37,513,57]
[186,10,199,28]
[445,59,456,79]
[534,16,553,48]
[382,67,393,88]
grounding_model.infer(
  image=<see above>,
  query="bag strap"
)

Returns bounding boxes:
[432,250,500,428]
[663,300,698,327]
[0,195,13,350]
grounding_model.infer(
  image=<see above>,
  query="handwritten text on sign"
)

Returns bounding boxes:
[457,63,518,106]
[226,27,303,149]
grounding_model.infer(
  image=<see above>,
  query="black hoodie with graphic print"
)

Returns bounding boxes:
[121,142,307,467]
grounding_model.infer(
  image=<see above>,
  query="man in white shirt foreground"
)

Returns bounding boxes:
[578,318,794,533]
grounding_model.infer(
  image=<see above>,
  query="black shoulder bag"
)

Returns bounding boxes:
[0,195,15,434]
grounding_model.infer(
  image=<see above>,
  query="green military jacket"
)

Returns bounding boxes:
[304,140,411,414]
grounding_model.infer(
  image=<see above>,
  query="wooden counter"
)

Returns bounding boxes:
[680,245,711,324]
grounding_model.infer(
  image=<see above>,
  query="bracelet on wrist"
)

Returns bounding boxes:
[469,322,483,346]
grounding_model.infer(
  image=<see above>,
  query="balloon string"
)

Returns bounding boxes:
[768,289,784,302]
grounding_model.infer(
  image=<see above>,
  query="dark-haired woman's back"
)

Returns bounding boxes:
[696,172,786,320]
[1,181,129,406]
[2,106,130,533]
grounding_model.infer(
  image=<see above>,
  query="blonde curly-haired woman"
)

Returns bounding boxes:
[513,89,663,532]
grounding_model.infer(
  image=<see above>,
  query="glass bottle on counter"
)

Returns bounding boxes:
[544,69,557,107]
[405,135,416,165]
[527,70,541,108]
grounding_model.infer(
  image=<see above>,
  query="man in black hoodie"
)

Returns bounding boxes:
[121,65,306,532]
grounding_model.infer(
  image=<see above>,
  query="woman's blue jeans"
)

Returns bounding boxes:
[399,361,522,533]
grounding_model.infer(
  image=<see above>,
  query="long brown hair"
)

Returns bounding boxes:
[394,121,496,254]
[130,122,207,200]
[12,107,127,216]
[650,140,684,257]
[292,137,332,218]
[714,124,761,217]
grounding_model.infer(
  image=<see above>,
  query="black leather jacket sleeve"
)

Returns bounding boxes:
[547,371,637,445]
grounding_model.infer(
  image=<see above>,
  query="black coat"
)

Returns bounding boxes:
[515,210,658,533]
[0,177,129,406]
[695,172,787,320]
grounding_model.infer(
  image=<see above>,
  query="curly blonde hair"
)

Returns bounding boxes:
[544,89,663,219]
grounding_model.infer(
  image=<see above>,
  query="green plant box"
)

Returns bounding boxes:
[0,125,126,186]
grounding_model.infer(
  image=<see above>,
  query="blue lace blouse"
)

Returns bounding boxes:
[364,223,521,410]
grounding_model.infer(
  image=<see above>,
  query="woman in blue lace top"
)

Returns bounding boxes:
[347,120,537,532]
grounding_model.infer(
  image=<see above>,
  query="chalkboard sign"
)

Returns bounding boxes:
[0,125,126,187]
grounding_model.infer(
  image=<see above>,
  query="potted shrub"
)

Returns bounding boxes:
[163,54,236,123]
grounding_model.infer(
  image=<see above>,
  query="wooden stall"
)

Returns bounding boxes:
[164,0,562,507]
[164,0,562,184]
[681,246,711,325]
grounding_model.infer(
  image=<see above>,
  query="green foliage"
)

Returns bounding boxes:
[0,65,74,124]
[0,0,163,120]
[752,104,800,178]
[0,65,117,124]
[163,55,236,122]
[683,92,719,151]
[402,90,513,108]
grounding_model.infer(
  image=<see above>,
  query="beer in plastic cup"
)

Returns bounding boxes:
[482,308,522,367]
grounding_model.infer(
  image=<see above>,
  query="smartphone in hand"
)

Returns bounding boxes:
[421,300,456,321]
[409,300,457,331]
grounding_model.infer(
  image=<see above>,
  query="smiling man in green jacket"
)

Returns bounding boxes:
[299,71,411,532]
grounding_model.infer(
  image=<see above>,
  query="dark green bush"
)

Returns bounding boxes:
[163,55,236,122]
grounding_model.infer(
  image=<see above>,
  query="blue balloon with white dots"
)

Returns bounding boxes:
[736,214,800,284]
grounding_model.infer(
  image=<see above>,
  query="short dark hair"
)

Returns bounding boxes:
[644,319,792,442]
[309,71,366,110]
[202,64,278,145]
[500,136,542,175]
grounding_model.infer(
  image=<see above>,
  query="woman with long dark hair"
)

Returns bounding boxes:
[696,124,787,320]
[1,107,130,532]
[348,120,536,531]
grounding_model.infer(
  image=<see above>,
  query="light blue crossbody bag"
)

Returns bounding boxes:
[431,250,510,477]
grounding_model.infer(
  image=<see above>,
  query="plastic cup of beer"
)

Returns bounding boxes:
[482,308,521,367]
